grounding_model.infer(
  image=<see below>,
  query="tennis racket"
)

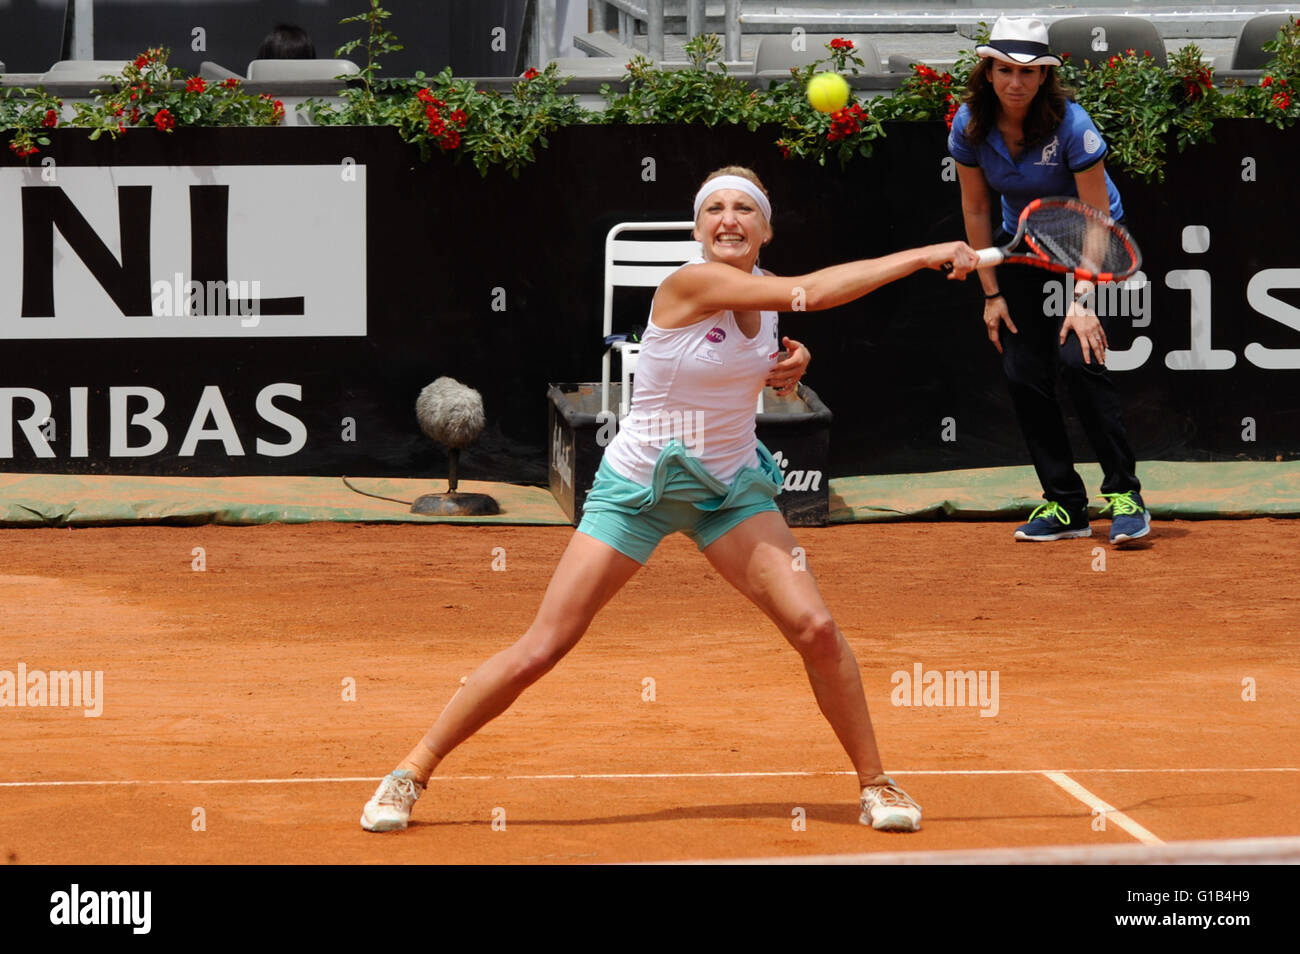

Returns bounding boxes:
[949,196,1142,282]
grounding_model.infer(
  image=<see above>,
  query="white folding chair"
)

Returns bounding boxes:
[600,222,700,419]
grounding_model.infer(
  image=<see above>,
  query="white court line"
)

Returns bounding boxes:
[1043,771,1164,845]
[665,835,1300,866]
[0,767,1294,788]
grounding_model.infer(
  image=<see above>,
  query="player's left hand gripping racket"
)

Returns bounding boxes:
[949,196,1142,283]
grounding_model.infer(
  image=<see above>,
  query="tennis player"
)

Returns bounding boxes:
[362,166,979,834]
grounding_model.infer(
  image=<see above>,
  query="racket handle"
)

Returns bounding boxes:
[940,247,1006,274]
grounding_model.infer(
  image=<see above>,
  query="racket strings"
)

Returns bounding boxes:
[1024,205,1136,276]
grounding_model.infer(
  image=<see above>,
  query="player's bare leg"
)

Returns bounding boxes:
[702,510,885,784]
[702,510,921,830]
[396,531,641,783]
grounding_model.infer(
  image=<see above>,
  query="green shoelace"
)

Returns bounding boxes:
[1027,500,1072,524]
[1100,492,1141,517]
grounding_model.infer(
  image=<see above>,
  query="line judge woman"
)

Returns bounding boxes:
[361,166,979,835]
[948,17,1151,545]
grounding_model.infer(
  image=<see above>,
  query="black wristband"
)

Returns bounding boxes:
[984,291,1003,300]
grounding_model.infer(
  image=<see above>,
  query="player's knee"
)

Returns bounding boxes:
[508,635,572,685]
[791,612,841,662]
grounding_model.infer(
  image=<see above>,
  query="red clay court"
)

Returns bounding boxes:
[2,518,1297,864]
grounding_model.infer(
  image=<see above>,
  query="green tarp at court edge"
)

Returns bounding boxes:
[2,462,1298,527]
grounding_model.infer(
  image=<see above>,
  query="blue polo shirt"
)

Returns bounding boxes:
[948,101,1123,235]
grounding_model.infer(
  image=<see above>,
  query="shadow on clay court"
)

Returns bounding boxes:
[400,790,1254,830]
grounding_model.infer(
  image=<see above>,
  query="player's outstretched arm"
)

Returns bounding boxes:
[653,242,978,328]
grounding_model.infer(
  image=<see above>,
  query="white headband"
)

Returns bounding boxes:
[692,175,772,222]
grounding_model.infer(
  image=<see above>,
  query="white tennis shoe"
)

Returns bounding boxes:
[860,775,922,832]
[361,769,424,832]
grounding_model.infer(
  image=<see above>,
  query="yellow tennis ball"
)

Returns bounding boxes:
[807,72,850,113]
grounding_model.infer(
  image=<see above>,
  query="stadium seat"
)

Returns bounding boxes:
[600,222,702,420]
[1230,13,1296,70]
[245,59,359,81]
[199,61,244,82]
[1047,16,1167,68]
[40,60,130,82]
[752,33,882,75]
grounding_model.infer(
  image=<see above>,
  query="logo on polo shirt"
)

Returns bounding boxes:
[1035,135,1060,167]
[1083,129,1102,154]
[705,327,726,343]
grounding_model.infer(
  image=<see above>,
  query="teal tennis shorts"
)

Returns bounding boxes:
[576,440,783,565]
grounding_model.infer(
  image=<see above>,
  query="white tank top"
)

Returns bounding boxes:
[603,261,780,486]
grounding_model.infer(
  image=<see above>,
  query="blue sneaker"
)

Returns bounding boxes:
[1102,491,1151,545]
[1013,500,1091,541]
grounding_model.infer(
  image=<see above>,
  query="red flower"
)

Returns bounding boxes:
[1061,51,1071,60]
[440,129,461,150]
[222,77,240,89]
[272,99,285,121]
[1273,90,1292,110]
[523,67,540,80]
[186,76,206,93]
[41,108,58,128]
[944,95,959,129]
[153,108,175,132]
[8,141,39,157]
[134,53,151,70]
[1261,75,1273,87]
[1107,55,1120,69]
[827,103,866,141]
[1182,65,1214,102]
[829,38,855,51]
[130,107,140,124]
[778,140,791,159]
[449,109,467,126]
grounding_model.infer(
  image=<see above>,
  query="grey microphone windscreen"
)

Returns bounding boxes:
[415,377,486,450]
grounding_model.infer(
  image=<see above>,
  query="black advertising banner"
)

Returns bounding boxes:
[2,122,1297,483]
